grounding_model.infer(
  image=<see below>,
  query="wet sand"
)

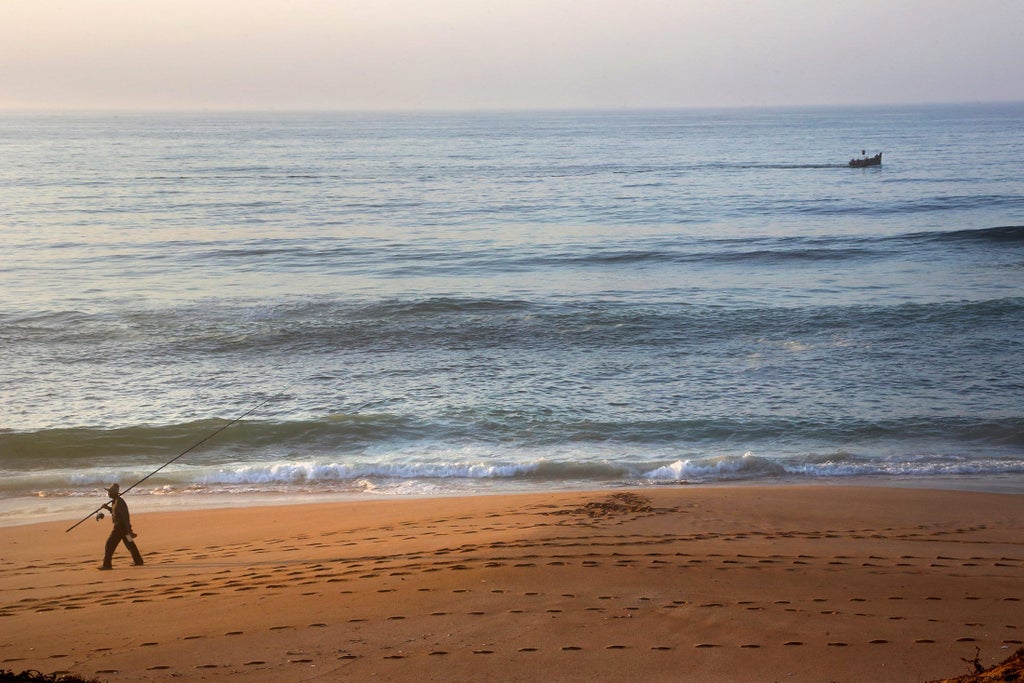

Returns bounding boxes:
[1,486,1021,682]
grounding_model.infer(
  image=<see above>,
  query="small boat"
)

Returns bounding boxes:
[849,151,882,168]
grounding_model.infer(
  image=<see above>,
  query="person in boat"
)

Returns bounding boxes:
[99,483,144,569]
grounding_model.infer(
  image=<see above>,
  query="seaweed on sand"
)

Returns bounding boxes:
[0,670,103,683]
[928,647,1024,683]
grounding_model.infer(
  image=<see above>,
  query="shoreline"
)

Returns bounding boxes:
[3,474,1022,529]
[2,485,1022,681]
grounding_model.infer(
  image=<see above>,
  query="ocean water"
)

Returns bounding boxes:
[2,103,1023,525]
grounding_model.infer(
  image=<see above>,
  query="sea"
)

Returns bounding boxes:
[2,103,1023,526]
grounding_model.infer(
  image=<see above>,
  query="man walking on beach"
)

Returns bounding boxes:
[99,483,143,570]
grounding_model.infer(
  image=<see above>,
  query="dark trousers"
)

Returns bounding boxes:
[103,528,143,567]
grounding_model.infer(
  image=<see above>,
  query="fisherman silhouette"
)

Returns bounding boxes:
[99,483,144,570]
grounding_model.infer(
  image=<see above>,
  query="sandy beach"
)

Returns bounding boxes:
[1,486,1021,682]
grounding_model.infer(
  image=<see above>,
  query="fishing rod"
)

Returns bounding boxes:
[65,386,293,533]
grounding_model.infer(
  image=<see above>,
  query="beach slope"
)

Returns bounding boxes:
[1,486,1021,682]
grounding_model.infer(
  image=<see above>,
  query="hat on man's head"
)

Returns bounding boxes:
[106,483,120,496]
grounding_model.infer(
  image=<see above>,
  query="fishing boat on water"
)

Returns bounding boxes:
[849,151,882,167]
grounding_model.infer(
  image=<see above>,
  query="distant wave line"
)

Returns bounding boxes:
[4,295,1022,357]
[20,225,1019,276]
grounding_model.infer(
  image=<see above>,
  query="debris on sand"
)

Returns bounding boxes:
[928,647,1024,683]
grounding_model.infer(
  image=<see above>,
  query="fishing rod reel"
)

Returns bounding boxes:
[95,512,105,521]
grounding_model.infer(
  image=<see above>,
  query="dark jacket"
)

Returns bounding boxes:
[110,496,132,533]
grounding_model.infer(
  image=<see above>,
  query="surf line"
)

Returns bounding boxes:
[65,386,294,533]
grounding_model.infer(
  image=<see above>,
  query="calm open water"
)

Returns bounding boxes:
[2,103,1023,524]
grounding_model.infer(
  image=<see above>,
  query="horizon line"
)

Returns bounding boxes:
[2,99,1022,116]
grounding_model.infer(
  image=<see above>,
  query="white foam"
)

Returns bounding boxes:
[644,452,786,480]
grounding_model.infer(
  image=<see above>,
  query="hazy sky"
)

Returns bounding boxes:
[2,0,1022,110]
